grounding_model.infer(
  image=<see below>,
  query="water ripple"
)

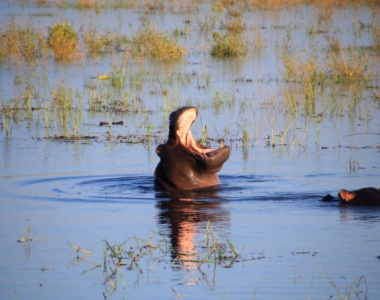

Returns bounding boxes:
[6,173,329,205]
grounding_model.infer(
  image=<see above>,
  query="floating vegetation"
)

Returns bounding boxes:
[17,226,51,243]
[47,22,79,61]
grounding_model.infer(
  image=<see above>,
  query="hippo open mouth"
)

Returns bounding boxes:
[174,107,226,159]
[154,107,230,191]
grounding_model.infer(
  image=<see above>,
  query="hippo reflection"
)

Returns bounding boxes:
[156,191,230,283]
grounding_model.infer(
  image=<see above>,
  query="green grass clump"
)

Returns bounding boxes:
[210,31,248,58]
[47,22,78,62]
[131,27,187,61]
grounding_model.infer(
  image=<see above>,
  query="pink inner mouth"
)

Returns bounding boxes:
[176,108,218,156]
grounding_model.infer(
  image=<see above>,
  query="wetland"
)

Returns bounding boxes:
[1,0,380,299]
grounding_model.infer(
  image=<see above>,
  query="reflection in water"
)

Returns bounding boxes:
[339,207,380,223]
[155,188,230,285]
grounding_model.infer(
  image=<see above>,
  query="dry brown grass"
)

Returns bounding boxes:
[0,20,48,65]
[247,0,379,9]
[329,47,377,82]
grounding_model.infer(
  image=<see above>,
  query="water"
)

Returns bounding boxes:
[1,1,380,299]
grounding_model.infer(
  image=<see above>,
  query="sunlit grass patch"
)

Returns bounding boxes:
[84,27,128,56]
[372,25,380,51]
[281,44,376,85]
[247,0,304,10]
[324,34,342,52]
[223,16,245,33]
[210,31,248,58]
[0,20,48,64]
[281,47,326,84]
[131,27,187,61]
[47,22,79,62]
[329,47,377,82]
[247,0,379,9]
[51,81,74,110]
[252,26,266,52]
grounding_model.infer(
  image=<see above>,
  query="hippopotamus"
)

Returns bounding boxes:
[154,107,230,191]
[338,187,380,206]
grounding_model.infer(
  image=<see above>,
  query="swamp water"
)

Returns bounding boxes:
[0,1,380,299]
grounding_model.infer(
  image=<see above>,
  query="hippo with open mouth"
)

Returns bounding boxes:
[338,187,380,206]
[154,107,230,191]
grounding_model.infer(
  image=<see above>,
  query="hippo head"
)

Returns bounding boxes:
[154,107,230,191]
[338,187,380,206]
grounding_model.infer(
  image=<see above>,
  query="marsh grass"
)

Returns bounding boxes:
[247,0,379,10]
[328,275,368,299]
[329,47,377,83]
[252,26,266,52]
[17,226,51,243]
[131,27,186,61]
[85,26,128,56]
[324,34,342,52]
[282,42,377,86]
[210,31,248,57]
[223,16,245,33]
[47,22,79,62]
[347,158,360,173]
[0,20,48,65]
[372,25,380,50]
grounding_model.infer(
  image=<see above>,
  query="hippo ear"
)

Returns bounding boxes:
[156,144,165,157]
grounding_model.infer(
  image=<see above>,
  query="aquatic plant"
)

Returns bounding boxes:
[372,25,380,51]
[131,27,187,61]
[252,26,266,52]
[329,47,377,83]
[281,46,324,84]
[223,16,245,33]
[247,0,379,10]
[328,275,367,300]
[324,34,342,52]
[0,20,48,64]
[210,31,248,57]
[85,26,128,56]
[47,22,78,62]
[17,226,51,243]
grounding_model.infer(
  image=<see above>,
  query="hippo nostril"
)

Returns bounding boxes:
[156,145,164,157]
